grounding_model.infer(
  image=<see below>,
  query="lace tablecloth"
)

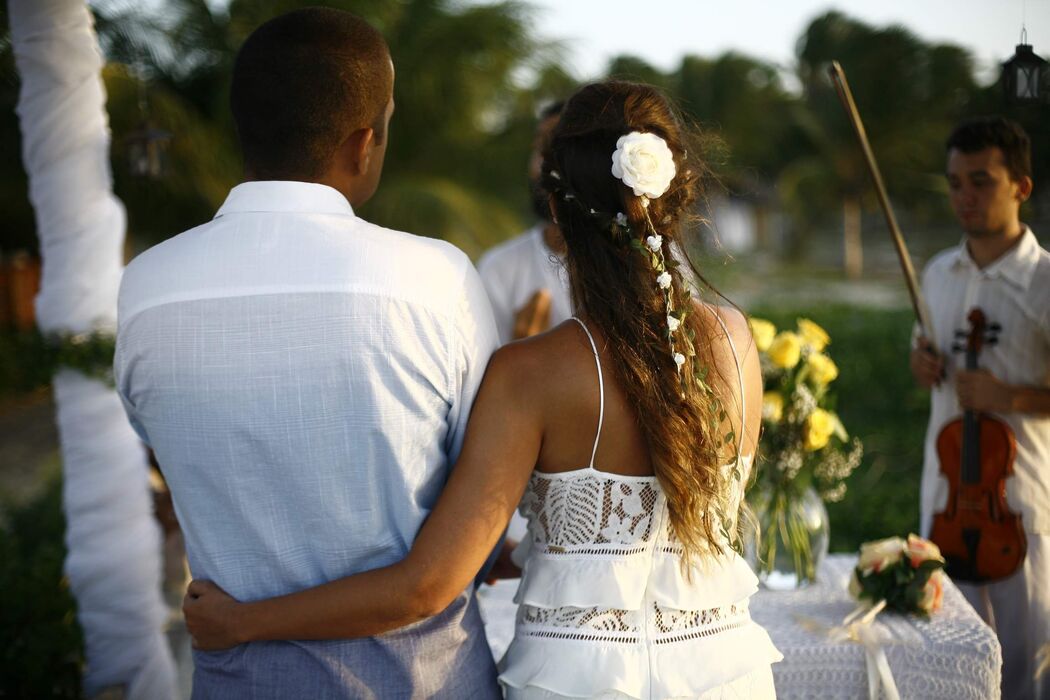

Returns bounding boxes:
[477,554,1001,699]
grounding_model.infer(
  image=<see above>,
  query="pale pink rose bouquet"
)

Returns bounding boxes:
[848,534,946,618]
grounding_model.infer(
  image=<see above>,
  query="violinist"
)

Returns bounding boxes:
[910,116,1050,700]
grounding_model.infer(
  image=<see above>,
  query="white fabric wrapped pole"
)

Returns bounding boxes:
[9,0,176,697]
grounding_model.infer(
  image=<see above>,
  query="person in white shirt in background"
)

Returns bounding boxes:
[478,101,572,346]
[910,116,1050,700]
[477,102,571,546]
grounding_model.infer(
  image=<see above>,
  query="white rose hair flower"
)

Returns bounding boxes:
[667,315,681,332]
[673,353,686,368]
[611,131,677,199]
[646,235,663,252]
[656,271,672,290]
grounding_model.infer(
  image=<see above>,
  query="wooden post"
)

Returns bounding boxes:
[8,253,41,331]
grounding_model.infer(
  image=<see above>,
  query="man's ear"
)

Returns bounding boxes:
[342,127,376,177]
[1016,175,1034,203]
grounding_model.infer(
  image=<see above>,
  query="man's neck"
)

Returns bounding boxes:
[966,222,1026,269]
[242,171,357,206]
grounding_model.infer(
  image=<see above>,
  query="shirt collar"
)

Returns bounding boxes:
[949,225,1040,290]
[215,181,355,219]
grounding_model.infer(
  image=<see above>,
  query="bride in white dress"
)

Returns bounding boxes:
[183,80,781,699]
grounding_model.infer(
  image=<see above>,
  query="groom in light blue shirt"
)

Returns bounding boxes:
[115,9,500,698]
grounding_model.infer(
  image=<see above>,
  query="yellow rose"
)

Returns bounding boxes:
[806,353,839,386]
[762,391,784,423]
[767,331,802,369]
[797,318,830,352]
[748,318,776,352]
[857,536,905,575]
[803,408,835,451]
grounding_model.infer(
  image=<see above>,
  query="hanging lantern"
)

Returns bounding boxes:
[125,121,172,179]
[1002,31,1048,103]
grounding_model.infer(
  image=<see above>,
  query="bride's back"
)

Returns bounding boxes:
[506,303,758,481]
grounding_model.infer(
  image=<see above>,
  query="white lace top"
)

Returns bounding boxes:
[497,317,782,699]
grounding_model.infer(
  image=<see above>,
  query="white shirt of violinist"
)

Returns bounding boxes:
[917,226,1050,537]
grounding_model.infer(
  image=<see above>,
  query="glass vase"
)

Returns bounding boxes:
[745,483,829,590]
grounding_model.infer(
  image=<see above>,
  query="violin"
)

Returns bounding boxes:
[825,65,1026,581]
[930,308,1026,582]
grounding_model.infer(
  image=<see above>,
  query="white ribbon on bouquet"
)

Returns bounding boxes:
[796,599,900,700]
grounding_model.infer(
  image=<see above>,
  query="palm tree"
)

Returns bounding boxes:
[91,0,562,255]
[785,12,977,276]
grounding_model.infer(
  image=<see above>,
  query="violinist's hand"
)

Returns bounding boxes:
[183,579,247,650]
[512,290,552,340]
[956,369,1013,413]
[910,337,944,389]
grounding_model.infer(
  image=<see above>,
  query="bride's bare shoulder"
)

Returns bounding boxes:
[484,320,595,398]
[691,301,753,353]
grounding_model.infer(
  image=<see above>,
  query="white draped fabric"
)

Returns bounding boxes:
[9,0,175,696]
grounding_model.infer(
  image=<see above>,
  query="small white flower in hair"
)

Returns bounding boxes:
[614,212,628,227]
[667,315,681,332]
[657,271,672,290]
[646,235,663,252]
[674,352,686,368]
[611,131,677,199]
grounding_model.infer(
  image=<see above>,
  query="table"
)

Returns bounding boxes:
[476,554,1001,699]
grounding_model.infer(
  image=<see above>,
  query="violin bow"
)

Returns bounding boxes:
[827,61,936,340]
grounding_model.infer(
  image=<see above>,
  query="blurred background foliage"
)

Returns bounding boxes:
[1,1,1046,258]
[0,4,1048,695]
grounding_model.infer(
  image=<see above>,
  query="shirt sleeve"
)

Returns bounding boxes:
[113,325,152,447]
[912,259,935,349]
[445,262,500,462]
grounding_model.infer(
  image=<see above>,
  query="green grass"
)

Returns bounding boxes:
[0,475,83,698]
[750,305,930,552]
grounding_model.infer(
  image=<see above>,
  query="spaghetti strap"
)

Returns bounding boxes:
[571,316,604,469]
[712,312,746,459]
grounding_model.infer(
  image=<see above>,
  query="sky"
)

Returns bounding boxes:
[519,0,1050,85]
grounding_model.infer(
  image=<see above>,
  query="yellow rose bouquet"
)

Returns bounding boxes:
[746,317,864,589]
[849,534,946,618]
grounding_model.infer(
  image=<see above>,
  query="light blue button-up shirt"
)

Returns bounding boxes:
[115,181,499,603]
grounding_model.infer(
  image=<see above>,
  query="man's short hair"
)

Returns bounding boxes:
[946,116,1031,182]
[230,8,392,180]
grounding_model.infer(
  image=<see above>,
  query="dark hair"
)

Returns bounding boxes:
[230,8,392,180]
[541,81,736,563]
[946,116,1031,182]
[539,100,565,121]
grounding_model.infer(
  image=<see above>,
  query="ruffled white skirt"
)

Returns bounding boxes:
[504,664,776,699]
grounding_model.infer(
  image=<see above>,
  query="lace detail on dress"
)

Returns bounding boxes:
[519,605,639,642]
[517,600,748,646]
[505,470,781,698]
[651,601,751,645]
[520,473,661,551]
